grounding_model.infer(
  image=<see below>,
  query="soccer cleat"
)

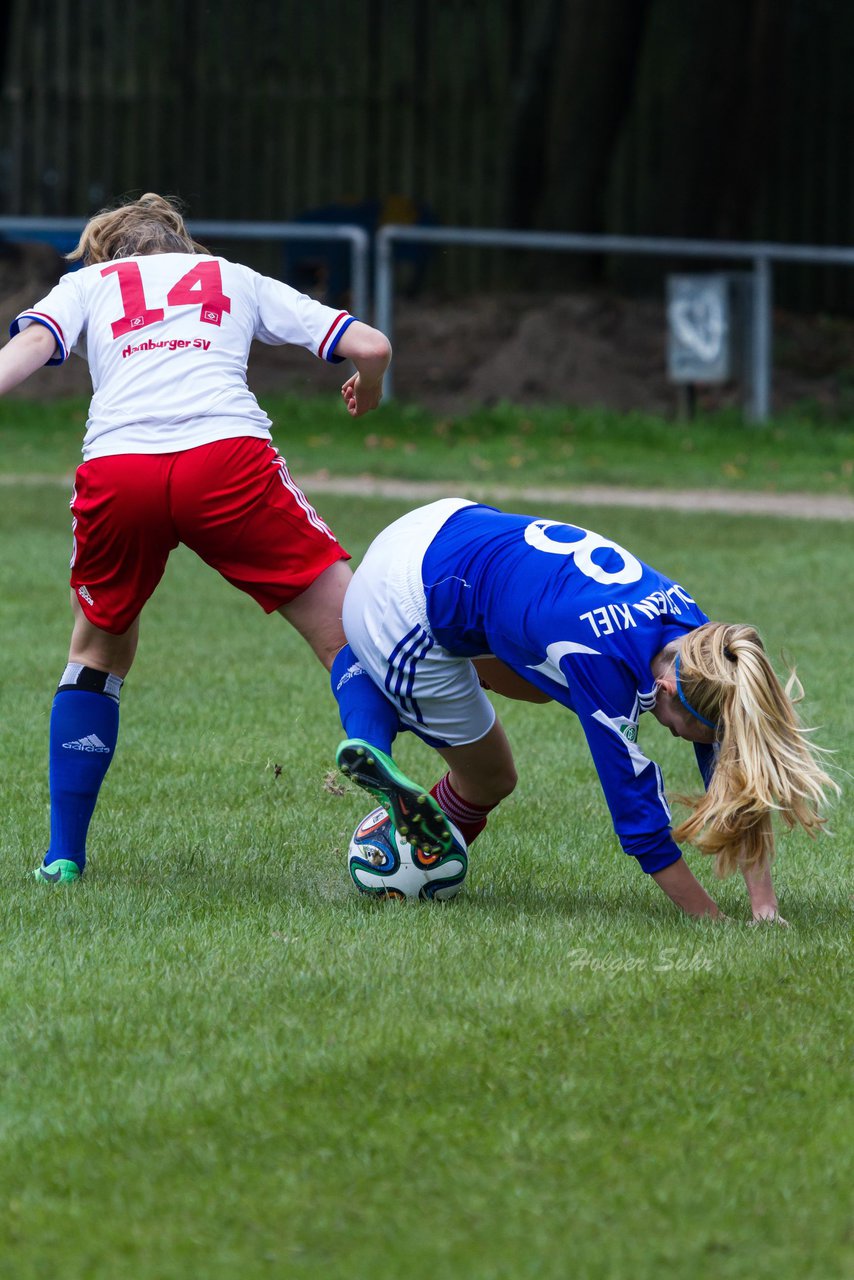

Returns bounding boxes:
[336,738,453,858]
[32,858,82,884]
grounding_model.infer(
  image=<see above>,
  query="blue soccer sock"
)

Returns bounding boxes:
[331,644,400,755]
[45,665,123,870]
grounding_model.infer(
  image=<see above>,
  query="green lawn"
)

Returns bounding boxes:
[0,439,851,1277]
[2,394,853,495]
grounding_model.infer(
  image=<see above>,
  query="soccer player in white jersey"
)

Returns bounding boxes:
[0,192,399,883]
[332,499,839,921]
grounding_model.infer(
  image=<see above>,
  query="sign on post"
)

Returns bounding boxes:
[666,274,735,383]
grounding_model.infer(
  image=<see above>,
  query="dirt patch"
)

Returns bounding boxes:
[246,290,854,417]
[2,243,853,416]
[388,292,854,417]
[299,474,854,521]
[4,470,850,520]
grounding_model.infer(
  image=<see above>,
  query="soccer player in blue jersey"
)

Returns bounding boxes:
[332,499,838,921]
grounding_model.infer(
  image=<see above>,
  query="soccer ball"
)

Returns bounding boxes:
[347,805,468,901]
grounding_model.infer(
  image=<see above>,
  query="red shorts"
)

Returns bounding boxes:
[69,436,349,634]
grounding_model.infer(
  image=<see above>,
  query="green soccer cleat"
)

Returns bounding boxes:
[32,859,82,884]
[336,738,454,858]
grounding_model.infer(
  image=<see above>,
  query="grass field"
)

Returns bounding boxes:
[0,408,852,1279]
[2,394,853,494]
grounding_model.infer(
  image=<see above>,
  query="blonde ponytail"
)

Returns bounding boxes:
[672,622,839,876]
[66,192,209,265]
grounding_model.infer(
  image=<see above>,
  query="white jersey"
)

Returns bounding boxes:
[12,253,355,460]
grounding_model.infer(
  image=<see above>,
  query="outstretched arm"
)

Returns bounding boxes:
[693,744,786,922]
[0,325,58,395]
[653,853,784,922]
[335,320,392,417]
[742,861,787,924]
[652,858,726,919]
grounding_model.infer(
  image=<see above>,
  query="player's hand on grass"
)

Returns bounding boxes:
[741,864,787,925]
[341,371,383,417]
[749,904,789,926]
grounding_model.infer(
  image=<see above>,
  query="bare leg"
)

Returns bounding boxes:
[435,717,518,807]
[68,592,140,676]
[277,559,352,671]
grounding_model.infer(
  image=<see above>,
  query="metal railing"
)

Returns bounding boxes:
[0,217,371,321]
[374,226,854,419]
[4,215,854,421]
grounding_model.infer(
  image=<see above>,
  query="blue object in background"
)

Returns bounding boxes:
[0,229,83,273]
[283,195,438,305]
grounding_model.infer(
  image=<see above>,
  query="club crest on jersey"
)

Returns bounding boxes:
[592,708,652,778]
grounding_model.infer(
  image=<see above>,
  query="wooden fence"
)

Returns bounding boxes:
[2,0,852,309]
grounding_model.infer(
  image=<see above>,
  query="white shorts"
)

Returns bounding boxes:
[343,499,497,749]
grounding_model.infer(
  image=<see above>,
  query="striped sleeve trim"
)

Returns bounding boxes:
[318,312,355,363]
[10,310,68,365]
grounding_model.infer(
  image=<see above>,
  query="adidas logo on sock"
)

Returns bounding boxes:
[336,662,365,691]
[62,734,110,753]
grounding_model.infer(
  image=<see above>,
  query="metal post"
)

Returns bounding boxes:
[346,227,370,323]
[374,226,396,400]
[189,220,371,320]
[750,255,772,422]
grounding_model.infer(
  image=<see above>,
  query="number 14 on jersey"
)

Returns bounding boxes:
[102,260,232,339]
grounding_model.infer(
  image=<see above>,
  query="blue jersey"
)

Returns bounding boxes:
[421,505,714,873]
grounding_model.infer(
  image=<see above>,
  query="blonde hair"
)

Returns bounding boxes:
[66,192,209,265]
[670,622,839,877]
